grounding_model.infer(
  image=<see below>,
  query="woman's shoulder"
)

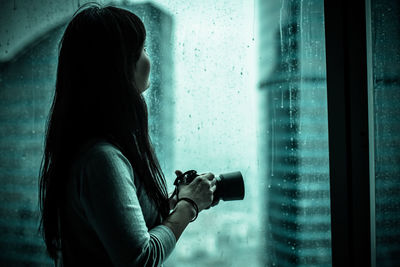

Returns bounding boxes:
[85,138,121,155]
[73,138,130,172]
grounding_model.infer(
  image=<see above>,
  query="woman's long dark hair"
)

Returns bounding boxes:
[38,3,170,260]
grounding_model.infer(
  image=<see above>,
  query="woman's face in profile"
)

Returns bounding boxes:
[134,47,151,93]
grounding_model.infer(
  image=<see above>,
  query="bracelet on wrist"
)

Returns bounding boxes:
[177,197,199,222]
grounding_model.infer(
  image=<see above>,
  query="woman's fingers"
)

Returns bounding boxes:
[210,184,217,192]
[175,170,183,176]
[200,172,215,180]
[211,198,220,207]
[210,178,217,187]
[176,171,218,212]
[193,173,216,192]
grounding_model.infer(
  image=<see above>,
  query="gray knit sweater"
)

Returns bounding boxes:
[60,139,176,266]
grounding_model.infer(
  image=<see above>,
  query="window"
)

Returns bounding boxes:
[369,0,400,266]
[0,0,398,266]
[143,0,331,266]
[258,1,331,266]
[143,1,261,266]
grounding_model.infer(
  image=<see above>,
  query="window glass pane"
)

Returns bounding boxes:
[0,0,331,266]
[259,1,331,266]
[144,0,331,266]
[142,1,261,266]
[0,7,62,266]
[370,0,400,266]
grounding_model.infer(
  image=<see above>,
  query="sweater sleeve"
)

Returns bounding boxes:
[79,144,176,267]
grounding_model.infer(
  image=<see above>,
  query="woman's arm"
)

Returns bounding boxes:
[162,200,196,241]
[80,144,177,267]
[80,143,216,266]
[163,172,216,241]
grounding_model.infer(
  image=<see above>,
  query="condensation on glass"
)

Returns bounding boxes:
[258,0,331,266]
[370,0,400,266]
[144,1,260,266]
[0,0,333,266]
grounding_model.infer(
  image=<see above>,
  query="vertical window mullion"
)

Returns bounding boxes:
[324,0,372,266]
[365,0,376,266]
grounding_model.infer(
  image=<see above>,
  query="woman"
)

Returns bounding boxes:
[38,3,216,266]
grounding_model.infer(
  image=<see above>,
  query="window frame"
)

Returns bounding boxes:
[324,0,374,266]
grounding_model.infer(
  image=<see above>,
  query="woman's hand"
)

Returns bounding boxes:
[175,170,216,212]
[168,189,178,210]
[162,170,217,241]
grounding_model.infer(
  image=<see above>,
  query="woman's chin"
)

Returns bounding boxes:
[140,83,150,94]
